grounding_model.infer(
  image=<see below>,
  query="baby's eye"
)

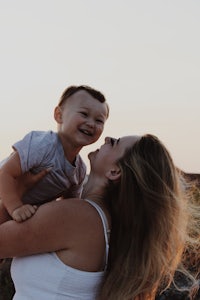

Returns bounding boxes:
[80,112,87,117]
[96,119,104,124]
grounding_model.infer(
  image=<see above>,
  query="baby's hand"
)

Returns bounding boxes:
[12,204,38,222]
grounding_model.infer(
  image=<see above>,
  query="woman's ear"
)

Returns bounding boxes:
[54,106,63,124]
[106,167,121,182]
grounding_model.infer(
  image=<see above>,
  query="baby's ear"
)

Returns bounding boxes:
[106,167,121,182]
[54,106,63,123]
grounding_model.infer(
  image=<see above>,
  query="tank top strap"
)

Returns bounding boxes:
[85,199,110,271]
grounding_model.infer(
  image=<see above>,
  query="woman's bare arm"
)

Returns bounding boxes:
[0,198,90,259]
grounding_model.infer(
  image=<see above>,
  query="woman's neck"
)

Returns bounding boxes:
[81,175,107,206]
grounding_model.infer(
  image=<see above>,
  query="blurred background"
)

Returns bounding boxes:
[0,0,199,173]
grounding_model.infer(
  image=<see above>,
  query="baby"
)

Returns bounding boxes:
[0,85,109,223]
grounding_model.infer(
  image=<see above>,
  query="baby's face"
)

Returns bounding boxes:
[56,90,108,148]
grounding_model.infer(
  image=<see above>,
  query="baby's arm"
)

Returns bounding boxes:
[0,151,37,222]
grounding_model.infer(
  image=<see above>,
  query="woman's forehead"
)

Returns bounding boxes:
[119,135,140,145]
[114,135,140,154]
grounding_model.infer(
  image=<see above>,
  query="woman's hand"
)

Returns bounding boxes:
[16,169,50,197]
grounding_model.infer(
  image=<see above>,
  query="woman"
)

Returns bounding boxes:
[0,134,197,299]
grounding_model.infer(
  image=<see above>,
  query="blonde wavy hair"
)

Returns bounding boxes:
[99,134,198,300]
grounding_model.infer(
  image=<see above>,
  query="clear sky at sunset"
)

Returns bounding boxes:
[0,0,199,173]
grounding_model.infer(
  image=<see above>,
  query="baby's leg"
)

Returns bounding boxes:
[0,199,11,224]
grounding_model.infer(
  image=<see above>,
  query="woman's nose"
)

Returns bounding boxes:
[105,137,110,143]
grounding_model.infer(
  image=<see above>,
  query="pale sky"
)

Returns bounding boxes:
[0,0,199,173]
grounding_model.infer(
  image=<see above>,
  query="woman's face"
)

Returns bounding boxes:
[89,135,140,174]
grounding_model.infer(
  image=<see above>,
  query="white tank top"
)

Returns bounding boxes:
[11,199,110,300]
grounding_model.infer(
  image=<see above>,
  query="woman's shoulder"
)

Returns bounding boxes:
[41,198,99,224]
[52,198,106,233]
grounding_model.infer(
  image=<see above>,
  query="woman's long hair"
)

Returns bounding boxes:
[99,134,192,300]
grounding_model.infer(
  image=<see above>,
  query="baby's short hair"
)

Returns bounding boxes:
[58,85,109,118]
[58,85,106,104]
